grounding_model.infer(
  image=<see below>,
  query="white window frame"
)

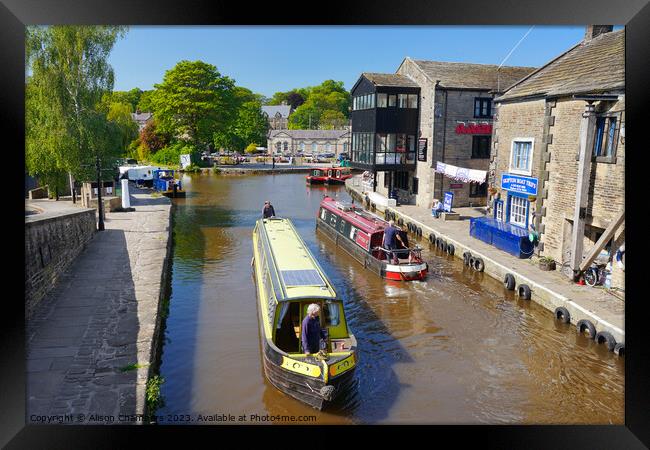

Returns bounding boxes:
[509,137,534,176]
[509,196,528,228]
[495,201,504,222]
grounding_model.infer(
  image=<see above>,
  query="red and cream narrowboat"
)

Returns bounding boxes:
[306,167,353,185]
[315,196,428,281]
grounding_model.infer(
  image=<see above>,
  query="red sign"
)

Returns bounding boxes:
[450,183,464,189]
[455,123,492,134]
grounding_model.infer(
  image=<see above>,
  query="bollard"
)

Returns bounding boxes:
[121,179,131,209]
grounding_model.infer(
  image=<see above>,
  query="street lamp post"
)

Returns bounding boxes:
[96,154,105,231]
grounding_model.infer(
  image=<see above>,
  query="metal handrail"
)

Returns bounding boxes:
[372,246,423,264]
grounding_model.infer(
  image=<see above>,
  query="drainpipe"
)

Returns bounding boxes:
[569,102,597,279]
[439,86,449,200]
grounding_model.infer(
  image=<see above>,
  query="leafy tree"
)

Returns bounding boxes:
[106,101,138,152]
[25,25,127,192]
[139,119,169,154]
[269,88,307,109]
[245,143,258,154]
[320,109,348,129]
[151,60,236,149]
[137,89,155,112]
[213,88,268,152]
[285,80,350,129]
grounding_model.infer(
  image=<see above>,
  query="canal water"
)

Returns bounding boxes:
[156,173,624,425]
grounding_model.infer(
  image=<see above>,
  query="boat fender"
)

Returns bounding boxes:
[429,233,436,244]
[503,273,516,290]
[576,319,597,339]
[417,227,422,237]
[407,222,412,232]
[440,241,448,252]
[468,255,476,268]
[446,243,455,255]
[463,251,472,266]
[320,385,336,401]
[554,306,570,323]
[397,218,404,226]
[517,283,531,299]
[614,343,625,356]
[595,331,617,351]
[472,257,485,272]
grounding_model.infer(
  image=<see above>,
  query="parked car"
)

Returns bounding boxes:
[319,153,335,159]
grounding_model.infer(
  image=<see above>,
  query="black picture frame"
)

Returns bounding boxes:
[4,0,649,447]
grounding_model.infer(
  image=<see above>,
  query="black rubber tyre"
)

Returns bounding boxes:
[408,223,414,233]
[435,237,442,248]
[463,251,472,266]
[417,227,422,237]
[440,241,448,252]
[469,256,476,268]
[554,306,570,323]
[446,243,455,256]
[576,319,597,339]
[397,218,404,226]
[595,331,617,351]
[614,343,625,356]
[384,210,390,220]
[473,257,485,272]
[429,233,436,244]
[583,268,598,287]
[503,273,516,290]
[517,284,531,299]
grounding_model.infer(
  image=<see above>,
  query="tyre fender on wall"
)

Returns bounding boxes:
[576,319,597,339]
[503,273,515,290]
[595,331,617,351]
[517,284,531,299]
[614,343,625,356]
[554,306,570,323]
[429,233,436,244]
[446,243,455,256]
[463,251,472,266]
[472,257,485,272]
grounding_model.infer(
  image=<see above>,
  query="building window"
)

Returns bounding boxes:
[494,200,504,222]
[407,94,418,109]
[509,195,528,228]
[474,98,492,118]
[300,142,305,152]
[593,115,619,158]
[510,139,533,175]
[412,177,419,194]
[275,142,281,152]
[388,95,396,107]
[398,94,408,108]
[395,171,409,190]
[283,142,288,152]
[369,94,375,109]
[326,143,332,153]
[472,135,491,159]
[377,93,388,108]
[312,143,318,153]
[469,182,487,197]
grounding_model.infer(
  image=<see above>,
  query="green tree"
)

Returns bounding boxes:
[25,25,127,194]
[151,60,236,150]
[319,109,348,129]
[106,101,138,152]
[286,80,350,129]
[137,90,155,112]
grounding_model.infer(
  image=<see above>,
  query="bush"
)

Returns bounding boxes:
[183,163,202,173]
[150,142,196,166]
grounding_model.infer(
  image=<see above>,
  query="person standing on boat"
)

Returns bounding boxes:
[383,220,406,265]
[262,201,276,218]
[302,303,326,355]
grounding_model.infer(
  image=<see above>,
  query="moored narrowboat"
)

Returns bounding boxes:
[153,169,185,198]
[306,167,353,185]
[252,217,358,410]
[316,196,428,281]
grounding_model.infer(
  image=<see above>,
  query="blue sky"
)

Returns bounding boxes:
[108,26,619,97]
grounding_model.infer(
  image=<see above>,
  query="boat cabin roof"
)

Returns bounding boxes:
[320,196,387,234]
[258,217,338,302]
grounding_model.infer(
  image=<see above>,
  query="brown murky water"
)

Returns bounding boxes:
[156,173,624,425]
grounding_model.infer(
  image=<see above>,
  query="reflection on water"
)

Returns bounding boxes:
[157,173,624,425]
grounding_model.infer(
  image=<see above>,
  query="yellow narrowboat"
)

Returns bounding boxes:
[252,217,358,410]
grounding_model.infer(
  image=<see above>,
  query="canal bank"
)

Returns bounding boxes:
[26,185,172,423]
[345,177,625,348]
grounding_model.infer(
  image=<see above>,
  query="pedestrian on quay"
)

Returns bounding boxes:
[262,200,276,218]
[272,157,276,170]
[383,220,406,265]
[301,303,326,356]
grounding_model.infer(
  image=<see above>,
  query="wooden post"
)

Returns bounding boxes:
[570,103,596,279]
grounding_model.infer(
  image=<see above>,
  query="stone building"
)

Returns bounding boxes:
[349,59,536,208]
[267,129,350,156]
[262,104,293,130]
[490,26,624,288]
[131,111,153,132]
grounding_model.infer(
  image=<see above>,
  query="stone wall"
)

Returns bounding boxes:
[25,209,97,318]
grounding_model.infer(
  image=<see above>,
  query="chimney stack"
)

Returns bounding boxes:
[584,25,613,42]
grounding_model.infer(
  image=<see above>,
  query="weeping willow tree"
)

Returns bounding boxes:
[25,25,128,197]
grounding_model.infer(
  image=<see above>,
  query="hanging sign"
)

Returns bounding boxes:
[501,173,538,195]
[455,123,492,134]
[418,138,428,162]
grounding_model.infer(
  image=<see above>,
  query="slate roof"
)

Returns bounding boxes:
[268,129,349,139]
[496,29,624,101]
[406,58,537,91]
[361,73,420,88]
[262,105,292,118]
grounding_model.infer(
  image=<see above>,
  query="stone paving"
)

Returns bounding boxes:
[26,187,171,424]
[346,177,625,344]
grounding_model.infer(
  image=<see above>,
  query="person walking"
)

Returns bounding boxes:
[301,303,326,355]
[383,220,406,264]
[262,201,276,218]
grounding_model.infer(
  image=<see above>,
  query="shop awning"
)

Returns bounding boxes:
[435,162,487,184]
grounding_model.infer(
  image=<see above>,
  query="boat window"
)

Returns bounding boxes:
[324,302,340,327]
[320,208,327,220]
[275,302,300,353]
[339,219,346,233]
[349,227,357,240]
[329,214,338,228]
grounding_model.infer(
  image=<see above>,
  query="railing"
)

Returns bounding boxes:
[372,246,424,265]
